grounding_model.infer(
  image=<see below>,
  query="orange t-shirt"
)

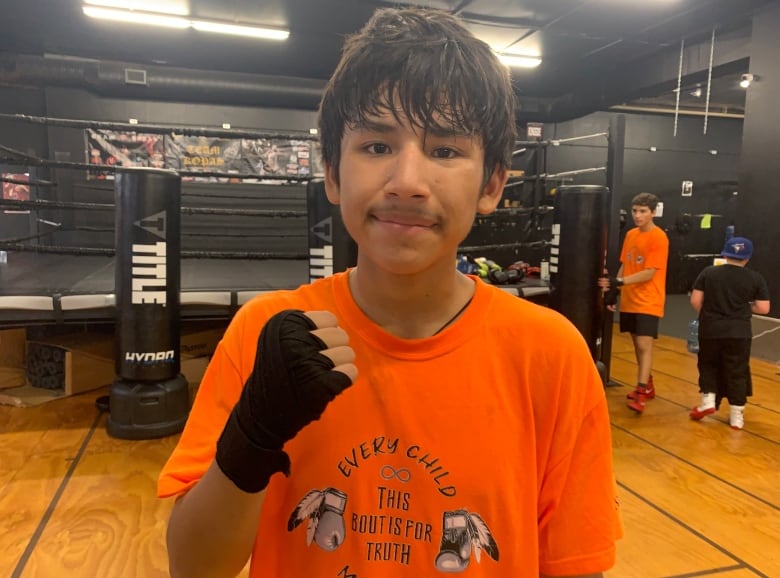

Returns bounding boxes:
[619,226,669,317]
[159,272,621,577]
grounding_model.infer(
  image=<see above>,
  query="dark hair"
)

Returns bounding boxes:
[631,192,659,211]
[318,8,517,184]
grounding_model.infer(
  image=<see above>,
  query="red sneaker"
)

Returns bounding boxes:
[689,406,716,420]
[627,384,655,401]
[627,396,647,413]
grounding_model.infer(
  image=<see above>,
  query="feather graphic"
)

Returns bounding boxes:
[287,490,325,532]
[469,513,499,562]
[306,516,318,547]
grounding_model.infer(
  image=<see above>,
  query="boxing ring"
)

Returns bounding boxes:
[0,113,577,327]
[0,112,625,438]
[0,254,308,324]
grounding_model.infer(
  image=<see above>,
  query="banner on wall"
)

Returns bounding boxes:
[165,135,314,181]
[164,136,235,182]
[2,173,30,214]
[85,129,318,182]
[85,129,165,180]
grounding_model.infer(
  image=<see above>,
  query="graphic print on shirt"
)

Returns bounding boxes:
[287,435,500,573]
[288,487,349,551]
[626,249,644,266]
[434,509,499,571]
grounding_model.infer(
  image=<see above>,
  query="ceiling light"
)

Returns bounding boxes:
[496,53,542,69]
[740,73,757,88]
[83,6,190,27]
[82,5,290,40]
[191,20,289,40]
[83,0,189,16]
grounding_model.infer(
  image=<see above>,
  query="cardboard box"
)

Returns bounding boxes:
[0,329,28,394]
[26,332,116,396]
[0,328,26,369]
[180,323,226,359]
[179,321,227,403]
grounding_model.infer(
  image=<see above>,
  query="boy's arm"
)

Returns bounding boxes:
[690,289,704,313]
[164,310,356,578]
[619,266,655,286]
[167,464,265,578]
[751,300,770,315]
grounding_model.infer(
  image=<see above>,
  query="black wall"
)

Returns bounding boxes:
[737,2,780,318]
[545,111,743,294]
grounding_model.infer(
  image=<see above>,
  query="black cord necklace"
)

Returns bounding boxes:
[432,295,474,336]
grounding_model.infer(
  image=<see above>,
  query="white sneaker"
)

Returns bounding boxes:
[729,405,745,430]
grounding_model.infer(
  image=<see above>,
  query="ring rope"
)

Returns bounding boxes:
[0,176,57,187]
[0,242,308,260]
[79,183,305,202]
[0,113,319,141]
[0,198,306,218]
[459,240,550,253]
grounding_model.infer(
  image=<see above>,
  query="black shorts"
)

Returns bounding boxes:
[619,312,660,338]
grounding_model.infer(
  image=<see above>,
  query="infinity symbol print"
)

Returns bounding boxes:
[380,465,412,482]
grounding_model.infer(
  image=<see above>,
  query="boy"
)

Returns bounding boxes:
[159,8,621,577]
[689,237,770,429]
[599,193,669,413]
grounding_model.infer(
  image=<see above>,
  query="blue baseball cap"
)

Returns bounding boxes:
[721,237,753,260]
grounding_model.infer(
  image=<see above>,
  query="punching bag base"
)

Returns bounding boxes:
[107,374,189,440]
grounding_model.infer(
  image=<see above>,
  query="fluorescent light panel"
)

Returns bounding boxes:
[82,4,289,40]
[496,53,542,69]
[83,6,189,28]
[84,0,189,16]
[191,20,289,40]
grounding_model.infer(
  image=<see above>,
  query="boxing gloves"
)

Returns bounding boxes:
[216,310,355,493]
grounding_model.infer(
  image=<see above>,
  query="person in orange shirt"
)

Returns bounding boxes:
[159,7,621,577]
[599,192,669,413]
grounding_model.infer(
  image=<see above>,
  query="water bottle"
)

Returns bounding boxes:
[0,250,7,264]
[687,319,699,353]
[540,259,550,281]
[725,225,734,241]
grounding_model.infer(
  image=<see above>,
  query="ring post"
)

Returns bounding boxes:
[108,168,189,439]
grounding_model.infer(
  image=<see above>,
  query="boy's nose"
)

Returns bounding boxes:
[384,145,431,199]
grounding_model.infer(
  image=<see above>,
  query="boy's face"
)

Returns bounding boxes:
[324,107,506,276]
[631,204,655,230]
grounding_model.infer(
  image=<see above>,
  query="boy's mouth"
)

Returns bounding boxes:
[371,210,437,228]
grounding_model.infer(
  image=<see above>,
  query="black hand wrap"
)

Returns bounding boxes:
[216,310,353,493]
[604,287,619,307]
[609,276,623,288]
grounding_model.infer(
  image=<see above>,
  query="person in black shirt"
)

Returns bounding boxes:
[689,236,770,429]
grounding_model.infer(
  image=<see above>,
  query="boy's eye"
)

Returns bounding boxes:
[432,147,458,159]
[366,143,390,154]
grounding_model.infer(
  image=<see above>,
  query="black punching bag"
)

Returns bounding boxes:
[548,185,609,360]
[306,179,357,281]
[108,168,189,439]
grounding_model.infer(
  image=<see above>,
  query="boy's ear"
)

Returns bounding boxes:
[324,162,340,205]
[476,165,508,215]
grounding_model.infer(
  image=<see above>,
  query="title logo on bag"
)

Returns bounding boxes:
[309,216,334,281]
[132,210,167,305]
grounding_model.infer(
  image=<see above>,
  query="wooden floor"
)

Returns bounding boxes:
[1,328,778,578]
